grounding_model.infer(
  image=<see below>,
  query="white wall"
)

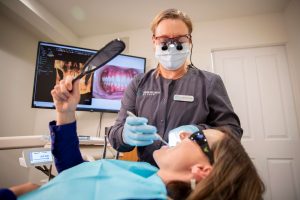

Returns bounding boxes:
[0,16,37,137]
[284,0,300,130]
[192,13,287,69]
[0,11,39,186]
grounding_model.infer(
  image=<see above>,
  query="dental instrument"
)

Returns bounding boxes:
[126,111,169,146]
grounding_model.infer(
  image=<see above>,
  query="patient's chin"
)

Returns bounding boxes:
[152,149,159,163]
[153,146,169,166]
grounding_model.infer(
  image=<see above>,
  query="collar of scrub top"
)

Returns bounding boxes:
[189,130,214,165]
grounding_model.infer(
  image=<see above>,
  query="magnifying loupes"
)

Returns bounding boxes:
[72,38,126,84]
[161,40,183,51]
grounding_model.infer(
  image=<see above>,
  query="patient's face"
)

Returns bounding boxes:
[153,129,224,171]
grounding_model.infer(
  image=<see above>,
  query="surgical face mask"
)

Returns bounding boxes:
[168,131,182,147]
[155,43,190,71]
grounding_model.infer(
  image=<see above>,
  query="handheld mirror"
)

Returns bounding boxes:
[72,39,126,83]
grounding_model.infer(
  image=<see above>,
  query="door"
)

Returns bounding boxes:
[213,45,300,200]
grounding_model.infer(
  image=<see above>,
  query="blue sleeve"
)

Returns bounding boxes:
[49,121,84,173]
[0,188,16,200]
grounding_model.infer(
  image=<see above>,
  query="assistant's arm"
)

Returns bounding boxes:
[199,75,243,138]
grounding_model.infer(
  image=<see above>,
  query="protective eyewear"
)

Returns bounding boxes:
[189,131,214,165]
[153,34,191,45]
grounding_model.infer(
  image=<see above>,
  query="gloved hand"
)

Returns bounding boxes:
[168,125,199,147]
[122,116,157,146]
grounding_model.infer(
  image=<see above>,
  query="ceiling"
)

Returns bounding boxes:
[1,0,291,41]
[38,0,290,37]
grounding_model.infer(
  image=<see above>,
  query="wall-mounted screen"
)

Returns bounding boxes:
[32,41,146,112]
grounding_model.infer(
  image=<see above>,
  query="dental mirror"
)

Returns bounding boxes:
[72,38,126,84]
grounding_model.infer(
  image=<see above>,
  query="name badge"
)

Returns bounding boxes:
[173,94,194,102]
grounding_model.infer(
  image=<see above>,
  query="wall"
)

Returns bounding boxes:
[284,0,300,130]
[0,10,39,186]
[192,13,286,69]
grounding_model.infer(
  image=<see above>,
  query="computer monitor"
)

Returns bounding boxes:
[32,41,146,113]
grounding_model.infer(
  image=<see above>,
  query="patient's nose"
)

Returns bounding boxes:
[179,131,191,141]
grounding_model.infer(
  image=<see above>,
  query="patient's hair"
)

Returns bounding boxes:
[167,127,265,200]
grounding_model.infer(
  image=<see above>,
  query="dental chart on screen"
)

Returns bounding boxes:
[32,41,146,113]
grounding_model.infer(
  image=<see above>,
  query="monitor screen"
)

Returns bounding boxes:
[32,41,146,112]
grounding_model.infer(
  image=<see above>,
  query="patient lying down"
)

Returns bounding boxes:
[0,127,264,200]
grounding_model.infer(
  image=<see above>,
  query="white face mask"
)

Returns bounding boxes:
[168,131,182,147]
[155,43,190,71]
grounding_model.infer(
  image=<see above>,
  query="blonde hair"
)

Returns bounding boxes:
[150,8,193,35]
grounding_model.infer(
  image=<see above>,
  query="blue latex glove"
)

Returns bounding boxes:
[168,125,199,147]
[122,116,157,146]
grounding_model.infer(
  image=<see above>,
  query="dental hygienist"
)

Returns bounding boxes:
[108,8,243,166]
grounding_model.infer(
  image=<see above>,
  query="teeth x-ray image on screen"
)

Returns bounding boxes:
[54,60,92,95]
